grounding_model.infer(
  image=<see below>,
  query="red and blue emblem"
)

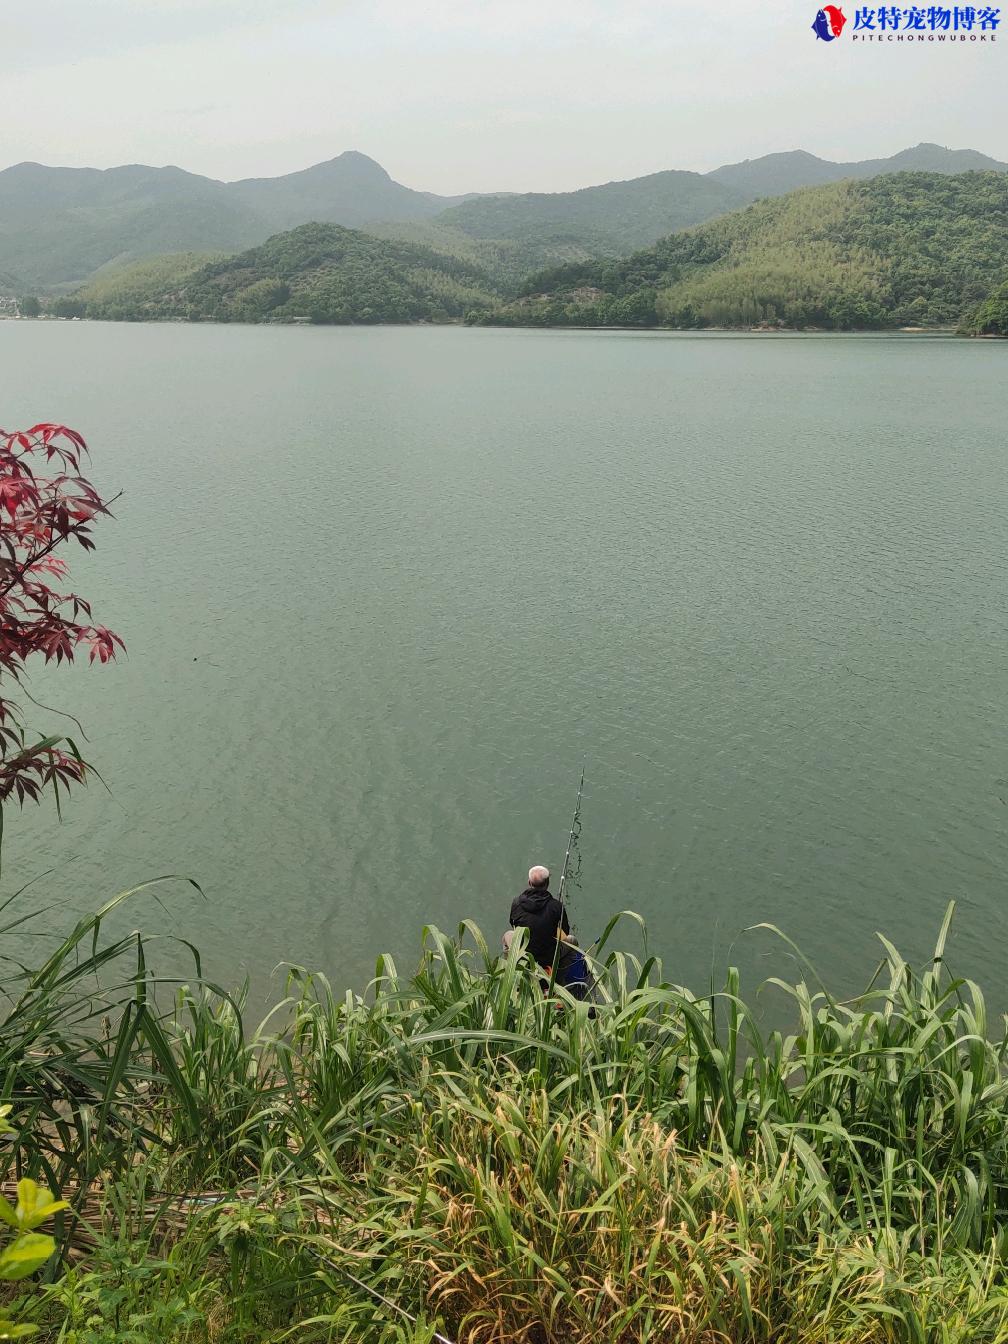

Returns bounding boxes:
[812,5,847,38]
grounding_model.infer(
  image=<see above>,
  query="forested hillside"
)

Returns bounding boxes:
[3,142,1003,295]
[0,152,474,292]
[476,173,1008,331]
[364,218,606,291]
[47,170,1008,332]
[434,171,746,259]
[63,252,226,319]
[68,223,498,323]
[425,142,1007,270]
[0,163,261,290]
[964,279,1008,335]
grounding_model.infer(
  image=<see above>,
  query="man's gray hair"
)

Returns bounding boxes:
[528,865,550,887]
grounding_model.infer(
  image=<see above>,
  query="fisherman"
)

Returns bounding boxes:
[508,865,570,970]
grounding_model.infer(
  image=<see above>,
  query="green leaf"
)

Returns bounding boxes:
[0,1321,37,1340]
[14,1180,67,1230]
[0,1233,55,1280]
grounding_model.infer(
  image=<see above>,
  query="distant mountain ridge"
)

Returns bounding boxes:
[224,150,477,232]
[392,142,1008,288]
[432,143,1007,268]
[0,142,1004,294]
[708,142,1008,199]
[0,151,474,291]
[67,171,1008,333]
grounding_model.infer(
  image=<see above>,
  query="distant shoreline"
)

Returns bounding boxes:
[3,314,989,337]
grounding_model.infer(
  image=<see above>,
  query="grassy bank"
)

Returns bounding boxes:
[3,892,1008,1342]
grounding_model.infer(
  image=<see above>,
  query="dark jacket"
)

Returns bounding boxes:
[509,885,570,967]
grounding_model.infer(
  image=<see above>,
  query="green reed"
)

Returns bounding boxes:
[5,895,1008,1341]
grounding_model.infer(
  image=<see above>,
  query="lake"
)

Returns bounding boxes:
[1,322,1006,1003]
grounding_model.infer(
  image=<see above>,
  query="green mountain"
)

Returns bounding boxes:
[432,170,746,261]
[708,142,1007,201]
[477,172,1008,331]
[227,150,473,233]
[67,222,498,324]
[0,162,261,291]
[3,143,1003,296]
[427,143,1007,274]
[363,217,609,292]
[0,152,475,293]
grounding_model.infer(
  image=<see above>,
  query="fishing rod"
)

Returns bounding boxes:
[545,764,586,998]
[556,762,585,918]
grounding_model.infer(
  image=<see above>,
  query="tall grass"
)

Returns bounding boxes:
[5,895,1008,1341]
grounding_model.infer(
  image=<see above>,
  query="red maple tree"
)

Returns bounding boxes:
[0,423,123,814]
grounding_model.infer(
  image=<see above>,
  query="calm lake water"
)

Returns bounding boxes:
[1,322,1006,1003]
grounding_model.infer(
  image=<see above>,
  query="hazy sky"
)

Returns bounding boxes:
[4,0,1006,192]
